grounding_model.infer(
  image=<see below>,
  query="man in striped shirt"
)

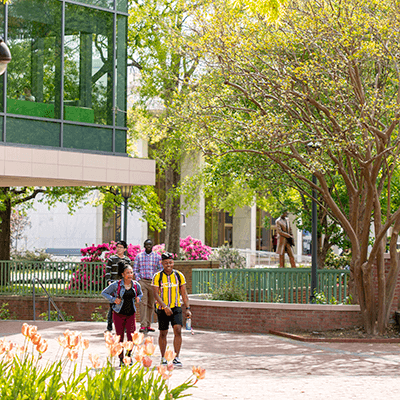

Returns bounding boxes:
[133,239,162,333]
[152,252,192,368]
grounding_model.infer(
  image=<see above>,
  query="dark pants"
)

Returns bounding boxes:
[113,312,136,359]
[106,304,113,331]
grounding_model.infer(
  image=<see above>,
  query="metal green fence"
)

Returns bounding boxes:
[0,260,106,297]
[192,268,350,304]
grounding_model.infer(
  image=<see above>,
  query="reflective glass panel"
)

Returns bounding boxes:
[7,0,62,119]
[6,117,60,147]
[64,4,114,125]
[116,15,127,127]
[116,0,128,13]
[115,129,126,153]
[68,0,114,10]
[63,123,112,152]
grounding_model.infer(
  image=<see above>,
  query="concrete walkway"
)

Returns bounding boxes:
[1,320,400,399]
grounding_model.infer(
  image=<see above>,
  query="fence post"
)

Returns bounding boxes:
[48,297,51,321]
[32,278,36,321]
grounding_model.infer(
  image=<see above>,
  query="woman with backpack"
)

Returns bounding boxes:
[101,261,143,365]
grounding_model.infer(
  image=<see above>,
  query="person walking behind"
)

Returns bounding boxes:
[105,240,131,332]
[152,252,192,368]
[133,239,162,333]
[101,263,142,366]
[276,211,296,268]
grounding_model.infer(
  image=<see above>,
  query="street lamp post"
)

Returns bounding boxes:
[120,185,132,243]
[0,38,11,75]
[306,142,319,303]
[310,174,318,302]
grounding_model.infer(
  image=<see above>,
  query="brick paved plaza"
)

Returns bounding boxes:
[1,320,400,399]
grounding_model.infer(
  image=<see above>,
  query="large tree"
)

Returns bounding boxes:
[179,0,400,333]
[128,0,200,254]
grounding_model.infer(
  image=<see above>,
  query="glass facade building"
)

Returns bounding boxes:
[0,0,128,154]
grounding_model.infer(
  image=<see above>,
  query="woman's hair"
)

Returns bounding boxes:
[118,261,132,277]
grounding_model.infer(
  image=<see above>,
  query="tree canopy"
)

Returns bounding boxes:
[174,0,400,333]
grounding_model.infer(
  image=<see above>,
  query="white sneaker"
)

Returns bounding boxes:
[161,357,168,366]
[172,357,182,368]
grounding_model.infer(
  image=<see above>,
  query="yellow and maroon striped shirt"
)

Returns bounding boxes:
[152,269,186,309]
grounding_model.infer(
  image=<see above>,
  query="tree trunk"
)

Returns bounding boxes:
[0,187,11,284]
[164,163,181,255]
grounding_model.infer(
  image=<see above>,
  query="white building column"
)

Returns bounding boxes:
[180,152,205,242]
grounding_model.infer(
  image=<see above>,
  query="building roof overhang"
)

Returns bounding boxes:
[0,145,155,187]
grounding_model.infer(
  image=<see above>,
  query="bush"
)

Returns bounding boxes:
[11,248,50,262]
[179,236,212,260]
[91,305,107,322]
[324,249,351,269]
[211,280,247,302]
[211,244,246,268]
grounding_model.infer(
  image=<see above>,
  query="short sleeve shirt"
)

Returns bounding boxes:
[152,270,186,310]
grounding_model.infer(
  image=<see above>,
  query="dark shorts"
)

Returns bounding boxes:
[156,307,183,331]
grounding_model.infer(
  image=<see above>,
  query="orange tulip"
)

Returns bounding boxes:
[157,365,170,380]
[27,325,37,338]
[142,356,152,368]
[144,342,156,356]
[82,339,90,350]
[167,363,174,372]
[109,343,123,357]
[123,341,134,351]
[21,323,30,337]
[134,347,145,362]
[68,349,79,361]
[164,349,176,362]
[37,339,48,354]
[57,335,67,348]
[89,353,101,369]
[144,337,153,345]
[123,356,132,366]
[192,366,206,381]
[132,332,144,346]
[31,333,42,346]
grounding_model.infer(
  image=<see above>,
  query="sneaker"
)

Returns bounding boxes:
[172,357,182,368]
[160,357,168,366]
[139,327,148,333]
[147,326,155,332]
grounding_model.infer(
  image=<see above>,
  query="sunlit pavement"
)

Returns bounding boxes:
[1,320,400,399]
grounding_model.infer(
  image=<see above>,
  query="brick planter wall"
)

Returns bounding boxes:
[1,296,132,322]
[188,297,363,334]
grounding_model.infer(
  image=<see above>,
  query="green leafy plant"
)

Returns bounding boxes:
[91,306,107,322]
[39,310,75,321]
[0,303,12,320]
[211,280,247,301]
[324,249,351,270]
[272,294,283,303]
[0,323,205,399]
[211,244,246,269]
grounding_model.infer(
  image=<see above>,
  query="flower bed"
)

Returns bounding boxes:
[0,323,205,399]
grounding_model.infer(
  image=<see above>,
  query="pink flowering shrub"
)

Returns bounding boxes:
[179,236,212,260]
[69,237,210,290]
[69,242,141,291]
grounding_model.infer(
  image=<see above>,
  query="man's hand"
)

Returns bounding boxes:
[164,306,173,316]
